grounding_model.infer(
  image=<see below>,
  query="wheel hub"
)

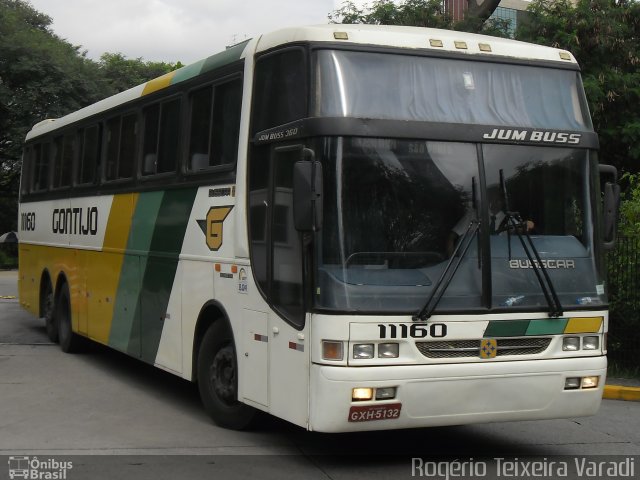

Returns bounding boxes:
[209,346,236,404]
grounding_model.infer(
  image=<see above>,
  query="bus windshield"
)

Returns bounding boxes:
[313,137,604,314]
[314,50,593,131]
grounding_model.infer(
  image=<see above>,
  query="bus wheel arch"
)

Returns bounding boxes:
[39,270,56,343]
[194,301,256,429]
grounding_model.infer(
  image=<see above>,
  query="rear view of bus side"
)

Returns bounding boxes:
[18,25,619,432]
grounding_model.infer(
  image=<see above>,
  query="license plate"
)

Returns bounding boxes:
[348,403,402,422]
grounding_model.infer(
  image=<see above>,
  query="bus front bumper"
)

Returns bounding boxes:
[308,356,606,432]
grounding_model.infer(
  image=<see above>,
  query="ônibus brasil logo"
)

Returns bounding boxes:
[8,456,73,479]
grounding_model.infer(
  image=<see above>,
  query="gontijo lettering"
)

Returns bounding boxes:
[52,207,98,235]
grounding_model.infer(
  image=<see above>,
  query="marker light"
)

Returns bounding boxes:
[562,337,581,351]
[564,377,581,390]
[378,343,399,358]
[375,387,396,400]
[581,376,599,389]
[352,387,373,401]
[582,336,599,350]
[322,341,343,361]
[353,344,374,359]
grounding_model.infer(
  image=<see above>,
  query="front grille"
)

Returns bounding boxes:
[415,337,552,358]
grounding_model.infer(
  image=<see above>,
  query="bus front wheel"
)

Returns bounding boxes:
[197,322,256,430]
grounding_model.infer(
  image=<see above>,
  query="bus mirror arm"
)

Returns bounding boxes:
[293,149,323,232]
[599,164,620,250]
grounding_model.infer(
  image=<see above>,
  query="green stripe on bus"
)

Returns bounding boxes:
[171,59,206,85]
[110,191,164,354]
[484,320,530,337]
[525,318,568,336]
[201,40,248,74]
[136,187,198,363]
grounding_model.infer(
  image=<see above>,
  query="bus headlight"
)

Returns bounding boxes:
[581,376,599,389]
[562,337,580,351]
[353,344,374,359]
[582,336,599,350]
[378,343,399,358]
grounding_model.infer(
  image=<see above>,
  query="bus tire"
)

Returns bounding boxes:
[197,322,256,430]
[56,283,82,353]
[41,279,57,343]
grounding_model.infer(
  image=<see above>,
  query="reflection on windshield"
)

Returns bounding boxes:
[315,137,482,312]
[483,145,603,310]
[313,138,604,314]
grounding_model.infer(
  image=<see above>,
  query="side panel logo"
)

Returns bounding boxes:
[197,206,233,251]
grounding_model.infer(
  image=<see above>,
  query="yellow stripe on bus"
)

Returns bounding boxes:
[564,317,603,334]
[141,71,177,96]
[86,194,139,343]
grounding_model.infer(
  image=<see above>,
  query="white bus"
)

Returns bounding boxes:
[18,25,619,432]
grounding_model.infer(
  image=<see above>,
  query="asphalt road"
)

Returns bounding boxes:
[1,270,639,480]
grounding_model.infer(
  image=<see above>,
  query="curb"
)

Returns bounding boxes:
[603,385,640,401]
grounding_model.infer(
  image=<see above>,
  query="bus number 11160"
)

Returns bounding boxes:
[378,323,447,339]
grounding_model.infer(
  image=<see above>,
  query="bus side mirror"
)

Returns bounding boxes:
[293,150,323,232]
[600,164,620,250]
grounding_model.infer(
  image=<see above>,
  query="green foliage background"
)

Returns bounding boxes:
[0,0,181,237]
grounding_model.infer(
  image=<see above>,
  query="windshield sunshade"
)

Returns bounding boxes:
[315,50,592,131]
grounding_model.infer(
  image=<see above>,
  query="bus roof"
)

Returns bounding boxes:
[255,24,577,64]
[26,24,577,141]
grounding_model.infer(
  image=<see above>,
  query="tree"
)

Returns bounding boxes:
[0,0,179,235]
[516,0,640,175]
[0,0,106,233]
[98,53,183,94]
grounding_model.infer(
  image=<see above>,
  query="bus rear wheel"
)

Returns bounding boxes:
[56,283,82,353]
[197,322,256,430]
[41,280,57,343]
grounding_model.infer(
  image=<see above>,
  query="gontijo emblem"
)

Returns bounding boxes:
[197,206,233,251]
[480,339,498,359]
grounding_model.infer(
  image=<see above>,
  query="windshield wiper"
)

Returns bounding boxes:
[499,170,563,318]
[414,219,479,321]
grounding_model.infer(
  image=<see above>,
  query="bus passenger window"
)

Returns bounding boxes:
[118,114,137,179]
[78,125,99,185]
[252,49,307,134]
[105,117,121,181]
[30,143,50,192]
[188,86,213,171]
[211,79,241,167]
[21,146,32,195]
[143,99,180,175]
[52,134,74,189]
[188,78,242,172]
[105,114,137,181]
[142,104,160,175]
[157,99,180,174]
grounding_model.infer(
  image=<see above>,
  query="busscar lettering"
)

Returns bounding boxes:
[509,259,576,269]
[483,128,581,145]
[52,207,98,235]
